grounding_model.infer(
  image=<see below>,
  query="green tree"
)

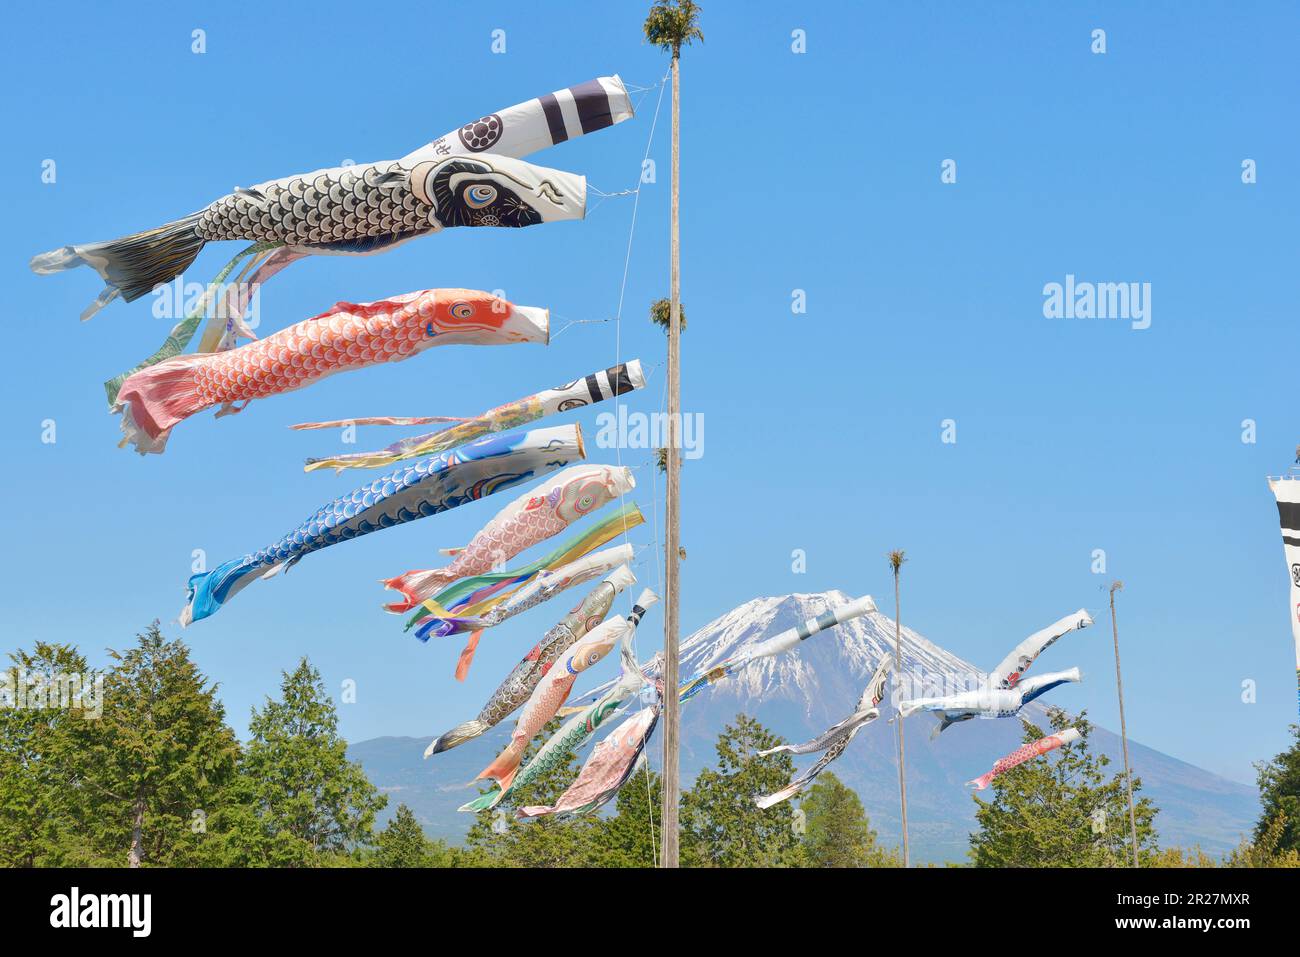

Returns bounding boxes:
[465,718,601,867]
[0,642,100,866]
[1226,812,1300,868]
[799,771,901,867]
[682,715,802,867]
[596,766,665,867]
[968,710,1160,867]
[1253,724,1300,855]
[372,804,434,867]
[77,624,240,867]
[231,658,385,867]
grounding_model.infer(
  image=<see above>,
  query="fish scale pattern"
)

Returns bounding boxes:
[190,294,432,406]
[198,162,432,245]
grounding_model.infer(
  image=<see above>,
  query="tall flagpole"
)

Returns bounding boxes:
[660,45,683,870]
[889,550,910,867]
[1109,580,1140,866]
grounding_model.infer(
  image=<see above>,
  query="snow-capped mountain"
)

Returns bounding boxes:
[349,591,1259,863]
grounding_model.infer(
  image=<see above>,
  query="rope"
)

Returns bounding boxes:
[549,317,613,339]
[603,65,670,867]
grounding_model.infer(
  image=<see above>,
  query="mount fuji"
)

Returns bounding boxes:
[349,591,1259,863]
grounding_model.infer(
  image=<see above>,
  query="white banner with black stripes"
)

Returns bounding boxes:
[1268,477,1300,711]
[403,75,634,164]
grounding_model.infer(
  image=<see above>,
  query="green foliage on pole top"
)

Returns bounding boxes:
[643,0,704,56]
[649,296,686,335]
[968,709,1161,867]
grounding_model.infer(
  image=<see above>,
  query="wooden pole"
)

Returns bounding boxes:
[660,49,683,869]
[892,560,910,867]
[1109,581,1140,867]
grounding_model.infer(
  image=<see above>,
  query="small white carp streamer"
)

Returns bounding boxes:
[754,655,892,810]
[966,727,1082,790]
[989,609,1093,689]
[899,667,1083,737]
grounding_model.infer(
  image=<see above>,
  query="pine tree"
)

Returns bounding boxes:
[596,766,664,867]
[372,804,433,867]
[799,771,901,867]
[78,623,240,867]
[681,715,802,867]
[1253,724,1300,855]
[0,642,100,866]
[968,710,1159,867]
[233,657,385,866]
[1226,812,1300,867]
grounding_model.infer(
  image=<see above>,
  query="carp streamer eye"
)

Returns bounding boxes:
[464,184,498,209]
[572,481,602,514]
[449,300,475,320]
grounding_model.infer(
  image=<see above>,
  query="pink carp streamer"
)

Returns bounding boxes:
[114,289,547,454]
[381,464,635,612]
[518,685,662,820]
[966,727,1082,790]
[471,587,658,801]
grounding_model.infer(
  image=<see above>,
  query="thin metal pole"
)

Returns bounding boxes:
[1110,581,1140,867]
[660,50,682,869]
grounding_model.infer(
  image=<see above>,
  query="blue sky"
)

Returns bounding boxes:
[1,1,1296,786]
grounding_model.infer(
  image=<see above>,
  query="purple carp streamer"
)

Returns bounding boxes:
[754,655,892,810]
[424,565,637,757]
[382,464,634,612]
[405,502,645,633]
[180,423,585,625]
[296,361,646,473]
[898,608,1091,736]
[1267,477,1300,714]
[678,595,878,702]
[967,727,1082,790]
[31,76,632,322]
[519,685,663,820]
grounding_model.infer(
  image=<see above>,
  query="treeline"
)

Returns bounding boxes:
[1,624,1297,867]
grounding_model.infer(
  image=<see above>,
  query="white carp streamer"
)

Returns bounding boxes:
[898,608,1091,737]
[754,655,892,810]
